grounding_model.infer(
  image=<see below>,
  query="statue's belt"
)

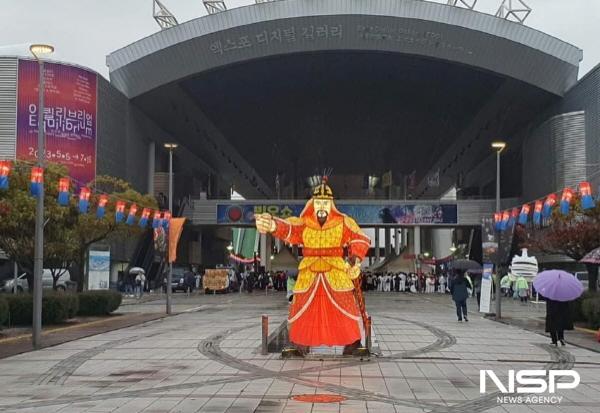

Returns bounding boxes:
[302,247,344,257]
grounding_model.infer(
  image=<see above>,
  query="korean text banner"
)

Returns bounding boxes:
[17,59,97,186]
[217,203,458,225]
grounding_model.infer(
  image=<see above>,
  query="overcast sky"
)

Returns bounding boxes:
[1,0,598,79]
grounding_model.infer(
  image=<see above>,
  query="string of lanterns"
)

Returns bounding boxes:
[494,181,595,231]
[0,160,171,230]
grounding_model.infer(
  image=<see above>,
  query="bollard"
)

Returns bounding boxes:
[261,314,269,355]
[365,316,372,352]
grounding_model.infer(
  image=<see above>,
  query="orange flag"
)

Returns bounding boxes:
[168,218,186,263]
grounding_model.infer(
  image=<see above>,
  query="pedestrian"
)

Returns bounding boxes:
[473,276,482,309]
[399,272,406,292]
[516,276,529,303]
[545,298,573,346]
[438,274,446,293]
[450,271,469,322]
[135,272,146,299]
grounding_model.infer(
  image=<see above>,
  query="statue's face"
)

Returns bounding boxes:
[313,198,332,225]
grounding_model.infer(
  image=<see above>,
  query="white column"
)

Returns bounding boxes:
[432,229,453,258]
[395,228,402,255]
[413,226,421,256]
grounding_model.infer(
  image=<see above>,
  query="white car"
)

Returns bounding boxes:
[0,270,71,293]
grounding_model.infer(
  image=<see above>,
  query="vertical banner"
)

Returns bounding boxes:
[168,218,186,263]
[88,250,110,290]
[16,59,97,186]
[479,263,493,314]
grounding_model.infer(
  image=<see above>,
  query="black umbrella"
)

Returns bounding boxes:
[448,259,482,271]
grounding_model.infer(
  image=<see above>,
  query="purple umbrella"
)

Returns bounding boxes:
[533,270,584,302]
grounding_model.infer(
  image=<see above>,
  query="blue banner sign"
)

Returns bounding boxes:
[217,203,458,225]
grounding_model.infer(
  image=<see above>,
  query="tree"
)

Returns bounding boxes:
[0,162,78,289]
[0,161,157,291]
[518,193,600,291]
[68,176,157,291]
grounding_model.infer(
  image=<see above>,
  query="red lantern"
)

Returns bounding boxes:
[580,181,592,197]
[98,194,108,208]
[126,204,138,225]
[30,167,43,196]
[561,188,573,203]
[494,212,502,222]
[115,201,126,222]
[534,200,543,214]
[0,160,11,190]
[96,195,109,219]
[79,187,91,201]
[58,178,69,192]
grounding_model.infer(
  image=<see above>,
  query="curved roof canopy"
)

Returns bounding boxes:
[107,0,582,98]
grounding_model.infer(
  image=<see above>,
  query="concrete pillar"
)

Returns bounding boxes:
[413,226,421,256]
[384,228,392,257]
[394,228,402,255]
[147,141,155,195]
[260,234,272,272]
[374,228,380,263]
[432,228,453,259]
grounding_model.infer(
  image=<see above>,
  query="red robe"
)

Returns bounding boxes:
[271,200,370,347]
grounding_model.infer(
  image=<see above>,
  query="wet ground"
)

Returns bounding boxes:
[0,292,598,412]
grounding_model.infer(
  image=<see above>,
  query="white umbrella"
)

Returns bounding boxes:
[129,267,145,275]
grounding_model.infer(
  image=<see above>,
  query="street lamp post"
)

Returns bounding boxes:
[164,143,177,315]
[492,141,506,320]
[30,44,54,349]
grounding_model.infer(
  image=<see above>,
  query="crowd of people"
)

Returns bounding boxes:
[362,272,449,294]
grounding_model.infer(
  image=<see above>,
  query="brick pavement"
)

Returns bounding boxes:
[0,292,598,413]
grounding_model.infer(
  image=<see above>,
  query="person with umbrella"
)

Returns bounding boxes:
[534,270,584,346]
[450,270,469,322]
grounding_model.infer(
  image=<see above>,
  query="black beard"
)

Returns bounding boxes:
[316,211,328,227]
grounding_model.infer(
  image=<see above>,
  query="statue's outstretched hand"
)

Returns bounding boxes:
[255,213,276,234]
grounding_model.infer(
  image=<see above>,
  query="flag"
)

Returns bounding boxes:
[168,217,186,263]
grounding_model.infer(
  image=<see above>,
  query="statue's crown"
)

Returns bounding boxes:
[312,177,333,199]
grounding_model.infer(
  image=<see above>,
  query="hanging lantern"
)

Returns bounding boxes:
[494,212,502,231]
[518,204,530,225]
[152,211,162,229]
[30,167,43,197]
[500,210,510,231]
[162,211,172,229]
[560,188,573,215]
[139,208,151,228]
[508,208,519,227]
[533,200,543,225]
[57,178,70,206]
[115,201,126,222]
[579,181,595,210]
[96,194,108,219]
[543,193,557,218]
[78,187,91,213]
[0,160,11,190]
[126,203,138,225]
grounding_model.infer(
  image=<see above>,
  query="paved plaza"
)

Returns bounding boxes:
[0,292,599,413]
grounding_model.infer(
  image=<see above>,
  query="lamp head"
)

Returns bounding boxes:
[491,141,506,152]
[164,143,178,150]
[29,44,54,59]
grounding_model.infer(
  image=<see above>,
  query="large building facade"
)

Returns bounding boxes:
[1,0,599,269]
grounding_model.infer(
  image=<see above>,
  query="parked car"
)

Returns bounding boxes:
[0,270,71,293]
[168,267,192,292]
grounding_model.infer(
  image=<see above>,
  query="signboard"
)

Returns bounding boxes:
[217,203,458,225]
[17,59,97,187]
[203,269,229,291]
[88,250,110,290]
[479,263,493,314]
[481,217,498,263]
